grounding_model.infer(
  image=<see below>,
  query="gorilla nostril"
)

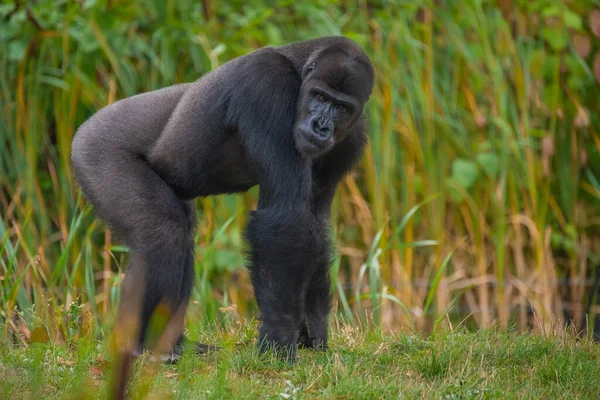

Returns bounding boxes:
[312,119,332,138]
[312,119,321,134]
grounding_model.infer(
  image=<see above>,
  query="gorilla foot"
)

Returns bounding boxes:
[297,333,328,351]
[257,324,299,363]
[132,338,219,364]
[194,342,220,355]
[297,323,328,351]
[298,335,328,351]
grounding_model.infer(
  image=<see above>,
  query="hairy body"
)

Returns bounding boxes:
[71,36,374,364]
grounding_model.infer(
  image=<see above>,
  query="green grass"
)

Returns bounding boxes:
[2,323,599,399]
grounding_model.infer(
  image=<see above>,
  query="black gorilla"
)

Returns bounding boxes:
[71,36,374,362]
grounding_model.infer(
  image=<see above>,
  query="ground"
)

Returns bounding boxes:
[1,322,599,399]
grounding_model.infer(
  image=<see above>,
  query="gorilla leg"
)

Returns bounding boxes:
[299,262,332,350]
[119,202,195,356]
[298,183,337,350]
[73,150,196,356]
[299,216,333,350]
[245,207,323,361]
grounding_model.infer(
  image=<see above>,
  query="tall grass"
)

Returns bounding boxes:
[1,0,599,343]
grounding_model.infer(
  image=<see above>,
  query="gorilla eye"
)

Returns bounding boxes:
[315,94,325,102]
[336,104,348,113]
[307,63,315,73]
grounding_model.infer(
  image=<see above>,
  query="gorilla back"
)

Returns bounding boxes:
[71,36,375,363]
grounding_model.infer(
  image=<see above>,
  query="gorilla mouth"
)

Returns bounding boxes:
[307,136,320,146]
[298,130,330,157]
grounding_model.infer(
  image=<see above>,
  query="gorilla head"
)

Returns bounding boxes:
[293,43,374,158]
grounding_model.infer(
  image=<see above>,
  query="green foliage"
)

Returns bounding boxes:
[1,0,600,344]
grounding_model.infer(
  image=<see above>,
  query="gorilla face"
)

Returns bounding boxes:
[293,46,374,158]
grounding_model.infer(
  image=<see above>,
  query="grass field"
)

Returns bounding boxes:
[2,322,599,399]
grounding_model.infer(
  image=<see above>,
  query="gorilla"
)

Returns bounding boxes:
[71,36,375,363]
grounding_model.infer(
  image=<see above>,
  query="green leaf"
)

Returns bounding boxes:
[445,178,465,203]
[528,129,547,138]
[541,26,568,51]
[541,5,562,18]
[8,39,27,61]
[564,10,583,31]
[382,291,414,330]
[391,193,440,239]
[451,158,479,189]
[492,117,514,136]
[108,245,129,253]
[265,24,283,45]
[529,51,545,77]
[423,250,455,316]
[476,153,499,179]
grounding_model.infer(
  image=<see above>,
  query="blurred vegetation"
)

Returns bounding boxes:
[1,0,600,347]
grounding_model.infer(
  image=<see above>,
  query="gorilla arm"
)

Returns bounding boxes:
[224,49,327,360]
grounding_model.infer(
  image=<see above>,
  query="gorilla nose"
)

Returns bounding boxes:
[311,118,333,139]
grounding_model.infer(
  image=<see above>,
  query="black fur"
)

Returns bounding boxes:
[71,36,374,362]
